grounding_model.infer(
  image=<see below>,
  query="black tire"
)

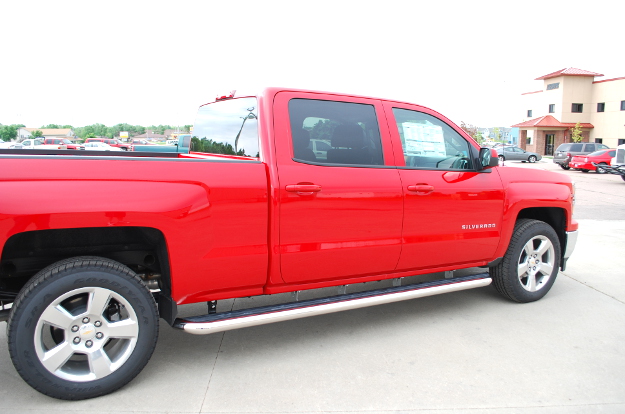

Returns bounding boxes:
[581,169,589,173]
[498,155,505,162]
[7,256,159,400]
[121,147,128,151]
[621,175,625,182]
[490,219,560,303]
[559,164,570,170]
[528,155,537,163]
[596,163,607,174]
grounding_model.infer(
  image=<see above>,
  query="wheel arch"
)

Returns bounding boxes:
[0,226,174,322]
[516,207,567,264]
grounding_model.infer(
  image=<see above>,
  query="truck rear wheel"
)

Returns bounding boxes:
[490,219,560,303]
[7,256,158,400]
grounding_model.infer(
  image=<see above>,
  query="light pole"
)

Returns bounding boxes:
[234,107,257,154]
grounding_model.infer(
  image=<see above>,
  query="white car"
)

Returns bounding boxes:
[83,142,123,151]
[0,141,23,149]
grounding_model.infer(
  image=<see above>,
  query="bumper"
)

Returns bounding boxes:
[561,230,578,271]
[570,162,594,170]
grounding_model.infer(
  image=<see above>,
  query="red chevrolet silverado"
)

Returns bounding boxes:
[0,88,578,400]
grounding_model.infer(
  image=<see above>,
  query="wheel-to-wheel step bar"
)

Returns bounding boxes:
[173,273,492,335]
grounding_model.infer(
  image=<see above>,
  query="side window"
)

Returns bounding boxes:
[585,144,596,152]
[288,99,384,166]
[392,108,473,170]
[570,144,583,152]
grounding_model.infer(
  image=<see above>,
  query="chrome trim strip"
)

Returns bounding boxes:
[182,277,491,335]
[564,230,578,259]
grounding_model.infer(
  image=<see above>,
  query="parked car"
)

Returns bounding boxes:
[131,138,156,145]
[85,138,132,151]
[553,142,609,170]
[83,142,123,151]
[20,138,59,149]
[308,138,332,160]
[43,138,84,150]
[0,141,23,149]
[570,149,616,173]
[495,146,542,163]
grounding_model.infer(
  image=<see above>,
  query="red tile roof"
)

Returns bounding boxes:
[521,90,543,95]
[535,68,604,80]
[511,115,594,129]
[593,76,625,84]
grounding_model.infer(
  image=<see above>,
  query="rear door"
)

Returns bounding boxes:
[274,92,404,284]
[382,102,505,271]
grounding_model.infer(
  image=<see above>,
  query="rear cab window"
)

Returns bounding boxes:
[192,97,260,159]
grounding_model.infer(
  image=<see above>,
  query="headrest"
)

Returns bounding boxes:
[331,124,364,149]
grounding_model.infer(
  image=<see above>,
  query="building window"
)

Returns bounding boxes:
[548,104,555,113]
[527,110,533,117]
[597,103,605,112]
[619,139,625,146]
[546,82,560,90]
[572,103,583,113]
[526,136,532,145]
[621,101,625,111]
[595,138,603,144]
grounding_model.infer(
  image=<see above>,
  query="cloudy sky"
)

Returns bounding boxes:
[1,0,621,130]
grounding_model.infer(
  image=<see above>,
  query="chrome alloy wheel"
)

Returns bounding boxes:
[517,235,555,292]
[34,287,139,382]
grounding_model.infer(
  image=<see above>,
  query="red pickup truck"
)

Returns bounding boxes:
[0,88,578,400]
[43,138,85,150]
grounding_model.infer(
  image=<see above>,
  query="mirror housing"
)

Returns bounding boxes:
[479,147,499,170]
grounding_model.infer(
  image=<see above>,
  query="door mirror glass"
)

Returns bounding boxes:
[479,147,499,169]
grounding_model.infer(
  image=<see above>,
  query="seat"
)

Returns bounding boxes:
[326,124,372,165]
[292,128,317,162]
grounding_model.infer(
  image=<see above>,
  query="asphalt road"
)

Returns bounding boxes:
[1,159,624,414]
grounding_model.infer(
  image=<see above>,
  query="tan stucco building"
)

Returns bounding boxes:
[513,68,625,155]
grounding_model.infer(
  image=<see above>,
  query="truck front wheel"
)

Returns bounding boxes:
[490,219,560,303]
[7,256,159,400]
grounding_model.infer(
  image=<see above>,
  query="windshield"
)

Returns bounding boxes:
[61,139,72,144]
[192,97,259,157]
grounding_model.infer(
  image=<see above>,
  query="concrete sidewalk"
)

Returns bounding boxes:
[1,219,624,414]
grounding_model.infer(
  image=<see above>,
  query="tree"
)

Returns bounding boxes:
[493,127,502,142]
[40,124,72,129]
[571,122,583,143]
[31,130,43,138]
[460,121,483,144]
[0,124,19,141]
[84,132,97,138]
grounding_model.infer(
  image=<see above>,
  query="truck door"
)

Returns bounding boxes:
[382,102,505,271]
[274,92,403,285]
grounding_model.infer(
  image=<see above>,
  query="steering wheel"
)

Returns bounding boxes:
[451,157,470,170]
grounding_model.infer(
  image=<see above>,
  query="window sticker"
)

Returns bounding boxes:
[402,122,446,157]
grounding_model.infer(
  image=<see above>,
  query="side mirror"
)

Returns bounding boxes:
[479,147,499,169]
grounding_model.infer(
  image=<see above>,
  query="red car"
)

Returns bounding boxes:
[570,149,616,173]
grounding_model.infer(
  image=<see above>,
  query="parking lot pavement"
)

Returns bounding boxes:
[2,165,625,414]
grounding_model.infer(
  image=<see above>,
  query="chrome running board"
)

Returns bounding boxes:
[174,274,491,335]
